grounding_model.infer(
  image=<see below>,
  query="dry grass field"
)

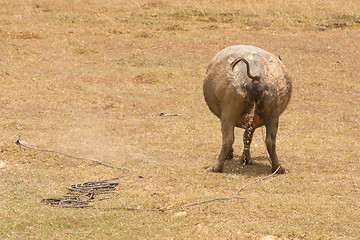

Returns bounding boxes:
[1,0,359,239]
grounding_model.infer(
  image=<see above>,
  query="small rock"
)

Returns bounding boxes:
[173,211,187,218]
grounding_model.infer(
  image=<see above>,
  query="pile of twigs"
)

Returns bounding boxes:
[41,180,119,208]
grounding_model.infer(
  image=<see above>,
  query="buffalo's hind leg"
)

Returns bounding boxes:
[265,117,286,174]
[240,127,255,165]
[212,119,235,172]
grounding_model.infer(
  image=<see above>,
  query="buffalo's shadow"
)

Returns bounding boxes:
[223,155,272,176]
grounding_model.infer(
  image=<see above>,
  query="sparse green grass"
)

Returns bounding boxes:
[1,0,360,239]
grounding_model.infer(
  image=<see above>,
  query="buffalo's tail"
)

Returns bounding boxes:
[230,57,265,103]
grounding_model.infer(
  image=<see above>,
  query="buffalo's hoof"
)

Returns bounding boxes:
[272,165,286,174]
[240,153,254,165]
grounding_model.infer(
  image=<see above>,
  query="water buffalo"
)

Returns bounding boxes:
[203,45,292,173]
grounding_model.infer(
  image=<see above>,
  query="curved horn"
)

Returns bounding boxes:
[230,57,260,82]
